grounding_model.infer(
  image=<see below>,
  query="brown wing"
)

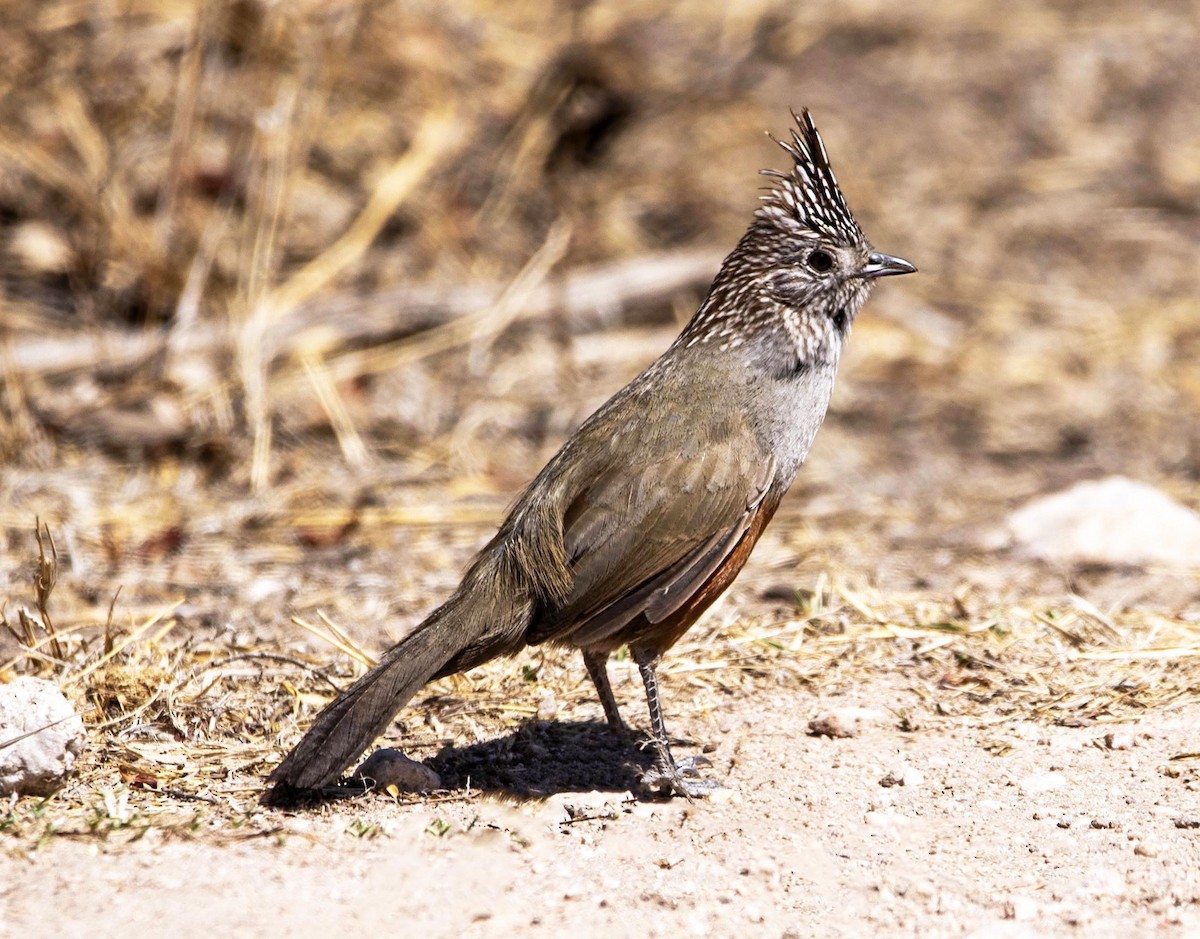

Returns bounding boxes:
[526,423,775,648]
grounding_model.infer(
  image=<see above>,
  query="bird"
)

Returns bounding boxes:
[267,108,915,800]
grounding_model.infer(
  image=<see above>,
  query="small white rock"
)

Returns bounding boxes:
[8,220,74,274]
[808,706,887,738]
[864,808,911,830]
[1006,476,1200,567]
[1018,770,1067,794]
[536,691,558,721]
[0,676,85,796]
[879,766,923,788]
[352,748,441,793]
[1104,730,1137,750]
[1007,895,1039,920]
[900,766,925,788]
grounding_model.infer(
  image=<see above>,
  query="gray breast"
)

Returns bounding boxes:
[744,353,840,485]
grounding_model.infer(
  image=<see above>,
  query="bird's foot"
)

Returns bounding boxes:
[639,755,718,799]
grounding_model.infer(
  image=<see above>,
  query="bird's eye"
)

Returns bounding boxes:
[806,249,834,273]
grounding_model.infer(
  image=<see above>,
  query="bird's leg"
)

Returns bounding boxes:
[582,649,628,733]
[632,648,717,799]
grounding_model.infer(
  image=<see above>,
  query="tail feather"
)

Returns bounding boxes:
[267,622,455,790]
[268,558,532,792]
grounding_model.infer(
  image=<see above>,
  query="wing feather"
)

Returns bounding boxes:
[526,418,775,646]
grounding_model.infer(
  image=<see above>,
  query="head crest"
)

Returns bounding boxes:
[759,108,863,242]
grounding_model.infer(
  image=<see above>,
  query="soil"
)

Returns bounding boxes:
[3,671,1198,938]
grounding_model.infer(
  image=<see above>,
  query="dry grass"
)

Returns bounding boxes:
[2,517,1197,847]
[1,0,1199,850]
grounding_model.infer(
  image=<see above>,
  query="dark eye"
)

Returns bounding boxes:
[806,249,834,273]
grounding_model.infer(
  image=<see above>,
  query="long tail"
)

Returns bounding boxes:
[267,554,532,792]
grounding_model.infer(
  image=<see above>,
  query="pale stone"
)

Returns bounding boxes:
[1006,476,1200,567]
[0,677,85,796]
[352,748,441,793]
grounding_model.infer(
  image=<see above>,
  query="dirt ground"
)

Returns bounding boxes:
[3,673,1199,938]
[2,485,1197,937]
[2,0,1200,936]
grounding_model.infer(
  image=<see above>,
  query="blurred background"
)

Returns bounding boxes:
[2,0,1198,646]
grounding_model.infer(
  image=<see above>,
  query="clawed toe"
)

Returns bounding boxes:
[673,754,713,776]
[640,759,720,799]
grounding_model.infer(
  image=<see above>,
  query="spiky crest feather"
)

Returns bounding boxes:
[758,108,863,242]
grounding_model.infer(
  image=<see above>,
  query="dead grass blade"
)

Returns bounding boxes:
[265,106,464,321]
[303,218,573,387]
[301,350,371,469]
[62,599,185,689]
[290,613,376,669]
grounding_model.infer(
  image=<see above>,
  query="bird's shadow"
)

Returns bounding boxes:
[261,720,686,808]
[425,719,657,797]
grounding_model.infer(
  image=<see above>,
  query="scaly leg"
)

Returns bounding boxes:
[633,648,717,798]
[583,649,628,733]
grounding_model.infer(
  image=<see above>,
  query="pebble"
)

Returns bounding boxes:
[707,786,741,805]
[244,577,287,604]
[352,748,442,792]
[864,808,912,830]
[1104,730,1137,750]
[879,766,925,788]
[900,766,925,787]
[1017,770,1067,794]
[536,691,558,721]
[1005,895,1039,920]
[808,707,887,738]
[0,676,85,796]
[808,713,853,738]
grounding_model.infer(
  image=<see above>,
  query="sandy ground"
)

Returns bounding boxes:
[3,670,1198,938]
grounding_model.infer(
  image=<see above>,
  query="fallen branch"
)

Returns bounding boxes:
[7,247,724,379]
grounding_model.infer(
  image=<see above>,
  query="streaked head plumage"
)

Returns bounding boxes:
[758,108,864,244]
[678,108,915,368]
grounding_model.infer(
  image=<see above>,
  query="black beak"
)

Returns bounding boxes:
[860,252,917,279]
